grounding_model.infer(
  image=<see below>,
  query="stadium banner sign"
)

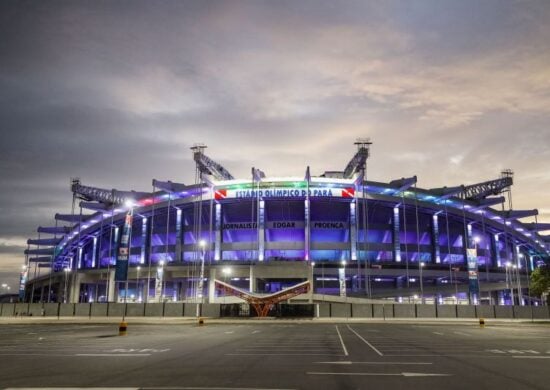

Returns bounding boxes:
[222,221,348,230]
[466,248,479,296]
[215,187,355,200]
[115,211,133,282]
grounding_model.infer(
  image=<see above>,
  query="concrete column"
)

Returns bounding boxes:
[208,268,217,303]
[69,273,82,303]
[107,270,115,302]
[249,265,256,293]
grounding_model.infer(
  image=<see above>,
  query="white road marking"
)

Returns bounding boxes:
[453,331,471,337]
[252,330,261,334]
[335,325,349,356]
[74,353,151,357]
[433,332,444,336]
[315,361,433,365]
[224,331,234,334]
[5,388,296,390]
[307,372,452,377]
[346,325,383,356]
[226,353,344,356]
[512,356,550,359]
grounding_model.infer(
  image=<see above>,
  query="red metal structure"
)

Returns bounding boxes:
[215,279,311,317]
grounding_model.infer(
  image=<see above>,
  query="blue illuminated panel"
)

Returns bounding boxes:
[393,206,401,262]
[304,199,310,261]
[258,200,265,261]
[432,214,441,263]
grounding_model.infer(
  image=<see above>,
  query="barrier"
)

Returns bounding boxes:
[201,304,221,318]
[107,303,126,317]
[75,303,91,317]
[90,303,108,317]
[532,306,550,319]
[394,304,415,318]
[436,304,457,318]
[477,305,496,319]
[43,303,59,316]
[164,303,184,317]
[317,303,331,318]
[58,303,75,316]
[184,303,199,317]
[28,303,45,316]
[494,305,513,319]
[1,303,15,317]
[456,305,476,318]
[330,303,351,318]
[144,303,164,317]
[416,304,437,318]
[126,303,146,317]
[351,304,372,318]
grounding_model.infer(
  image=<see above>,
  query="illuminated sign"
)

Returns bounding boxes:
[222,221,347,229]
[215,187,355,200]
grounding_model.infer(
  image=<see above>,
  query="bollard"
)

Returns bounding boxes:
[479,318,485,328]
[198,317,205,326]
[118,321,128,336]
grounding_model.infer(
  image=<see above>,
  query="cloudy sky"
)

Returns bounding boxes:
[1,0,550,287]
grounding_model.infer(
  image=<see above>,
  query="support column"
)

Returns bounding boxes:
[392,206,401,262]
[492,234,501,267]
[107,269,115,302]
[175,210,183,262]
[350,202,357,261]
[214,203,221,261]
[258,200,265,261]
[69,273,82,303]
[208,268,216,303]
[249,265,256,293]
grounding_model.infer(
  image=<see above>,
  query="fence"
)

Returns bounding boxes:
[1,302,549,319]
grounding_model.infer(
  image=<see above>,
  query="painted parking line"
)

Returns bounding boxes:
[307,372,452,377]
[453,332,471,337]
[75,353,151,357]
[346,325,383,356]
[315,361,433,365]
[512,356,550,359]
[335,325,349,356]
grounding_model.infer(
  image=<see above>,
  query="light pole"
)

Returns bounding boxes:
[419,262,425,303]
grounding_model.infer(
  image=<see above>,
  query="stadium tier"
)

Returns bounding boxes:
[22,143,550,305]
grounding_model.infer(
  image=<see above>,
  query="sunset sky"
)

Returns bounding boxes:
[1,0,550,286]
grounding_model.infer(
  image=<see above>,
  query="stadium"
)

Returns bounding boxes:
[22,142,550,307]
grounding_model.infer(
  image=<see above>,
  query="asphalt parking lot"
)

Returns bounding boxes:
[0,321,549,390]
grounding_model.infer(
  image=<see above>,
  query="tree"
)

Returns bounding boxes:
[530,265,550,298]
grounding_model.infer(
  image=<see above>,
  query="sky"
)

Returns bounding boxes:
[1,0,550,288]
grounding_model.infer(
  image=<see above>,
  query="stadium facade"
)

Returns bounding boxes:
[22,143,550,306]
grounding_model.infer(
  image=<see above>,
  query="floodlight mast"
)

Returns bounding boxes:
[191,143,234,181]
[343,138,372,179]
